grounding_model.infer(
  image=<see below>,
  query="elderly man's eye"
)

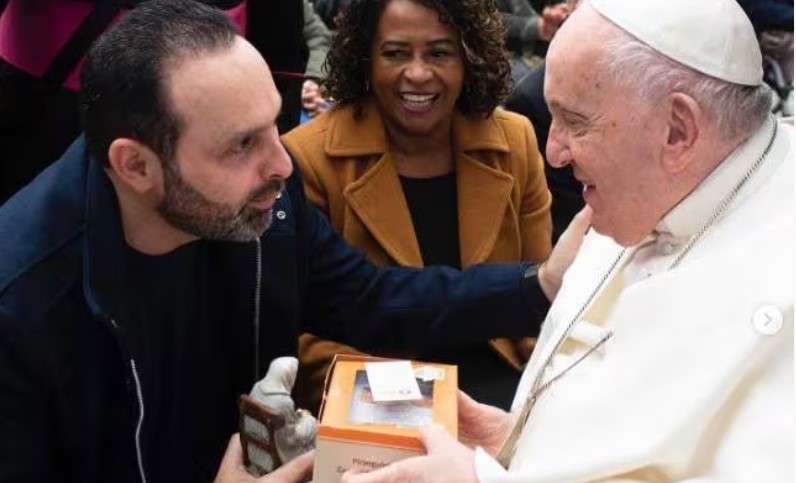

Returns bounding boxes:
[569,123,586,135]
[562,116,588,135]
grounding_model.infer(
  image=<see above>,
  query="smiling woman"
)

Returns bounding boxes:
[282,0,553,413]
[368,0,465,149]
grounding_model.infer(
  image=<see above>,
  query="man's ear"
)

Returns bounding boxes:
[662,92,702,174]
[107,138,163,194]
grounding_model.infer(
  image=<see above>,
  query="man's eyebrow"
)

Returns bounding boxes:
[227,126,267,145]
[549,101,588,119]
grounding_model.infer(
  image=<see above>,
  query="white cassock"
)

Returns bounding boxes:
[475,118,794,482]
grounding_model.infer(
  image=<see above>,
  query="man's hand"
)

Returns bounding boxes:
[538,205,592,301]
[538,3,570,40]
[301,80,329,118]
[340,424,478,483]
[213,434,314,483]
[457,391,513,457]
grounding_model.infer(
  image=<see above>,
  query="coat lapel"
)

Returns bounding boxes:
[343,153,423,267]
[456,153,515,266]
[324,103,389,158]
[324,104,421,266]
[454,111,515,267]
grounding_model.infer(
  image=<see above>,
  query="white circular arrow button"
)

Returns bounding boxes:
[752,305,783,336]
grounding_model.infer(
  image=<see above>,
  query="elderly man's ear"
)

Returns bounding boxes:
[661,92,702,174]
[107,138,165,194]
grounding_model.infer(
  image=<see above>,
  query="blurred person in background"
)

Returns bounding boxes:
[301,0,333,119]
[496,0,569,84]
[0,0,309,204]
[738,0,793,115]
[311,0,354,29]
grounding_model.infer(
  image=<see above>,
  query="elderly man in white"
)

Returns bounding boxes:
[340,0,794,482]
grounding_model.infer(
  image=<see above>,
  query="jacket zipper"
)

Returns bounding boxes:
[104,240,264,482]
[253,238,262,378]
[110,318,148,483]
[129,359,147,483]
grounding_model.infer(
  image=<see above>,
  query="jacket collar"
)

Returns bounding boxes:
[82,152,133,323]
[329,102,515,266]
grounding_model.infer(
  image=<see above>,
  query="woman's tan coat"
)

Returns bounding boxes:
[282,102,553,409]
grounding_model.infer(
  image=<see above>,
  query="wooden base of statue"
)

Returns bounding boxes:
[239,394,286,476]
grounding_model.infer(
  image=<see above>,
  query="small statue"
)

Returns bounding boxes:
[239,357,317,476]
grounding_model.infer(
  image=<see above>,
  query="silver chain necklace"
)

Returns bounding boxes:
[496,116,779,468]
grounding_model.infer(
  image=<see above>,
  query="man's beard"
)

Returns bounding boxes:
[157,161,284,242]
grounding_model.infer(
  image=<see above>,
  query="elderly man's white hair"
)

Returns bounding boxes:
[583,0,772,143]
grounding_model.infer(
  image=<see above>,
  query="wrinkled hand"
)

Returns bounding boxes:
[538,205,592,300]
[301,80,329,118]
[457,391,513,457]
[213,434,314,483]
[538,3,570,40]
[340,424,477,483]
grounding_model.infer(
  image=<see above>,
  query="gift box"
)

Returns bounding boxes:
[313,354,458,483]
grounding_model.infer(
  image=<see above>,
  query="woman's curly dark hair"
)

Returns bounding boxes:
[323,0,512,118]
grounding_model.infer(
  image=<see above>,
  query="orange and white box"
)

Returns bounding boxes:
[313,355,458,483]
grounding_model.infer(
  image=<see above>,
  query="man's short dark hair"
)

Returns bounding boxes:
[79,0,238,165]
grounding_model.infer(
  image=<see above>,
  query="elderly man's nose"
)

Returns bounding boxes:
[546,136,572,168]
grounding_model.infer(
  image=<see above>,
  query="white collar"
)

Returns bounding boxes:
[655,117,776,243]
